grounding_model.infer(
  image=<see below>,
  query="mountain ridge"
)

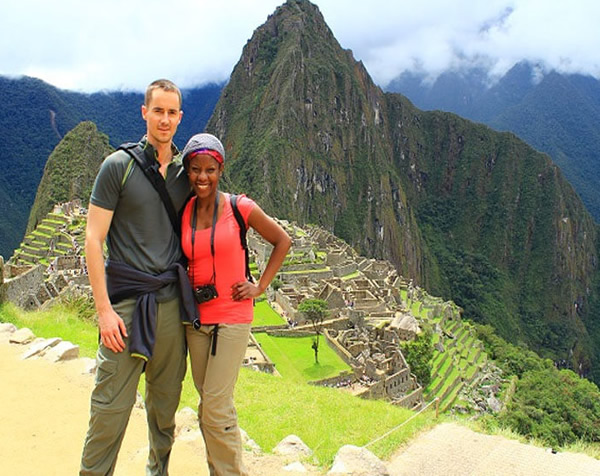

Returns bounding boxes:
[205,0,600,377]
[0,76,222,258]
[386,62,600,221]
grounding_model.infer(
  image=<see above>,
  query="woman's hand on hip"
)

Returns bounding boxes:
[231,280,262,301]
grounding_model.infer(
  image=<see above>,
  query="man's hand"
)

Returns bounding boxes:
[98,307,128,353]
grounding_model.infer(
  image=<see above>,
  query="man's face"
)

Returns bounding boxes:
[141,89,182,146]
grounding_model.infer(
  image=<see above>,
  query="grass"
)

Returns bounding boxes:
[0,300,440,467]
[0,302,98,358]
[233,367,439,465]
[253,333,351,383]
[252,299,286,327]
[341,270,360,280]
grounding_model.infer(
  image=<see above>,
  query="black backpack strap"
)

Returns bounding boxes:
[230,194,253,282]
[118,142,181,238]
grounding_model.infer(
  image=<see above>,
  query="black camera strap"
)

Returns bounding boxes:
[191,191,220,285]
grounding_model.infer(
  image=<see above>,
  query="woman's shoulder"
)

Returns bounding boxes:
[225,192,256,221]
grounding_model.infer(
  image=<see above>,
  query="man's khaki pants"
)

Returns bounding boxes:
[186,323,251,476]
[80,297,186,476]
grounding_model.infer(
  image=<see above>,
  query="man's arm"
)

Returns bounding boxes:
[86,203,128,352]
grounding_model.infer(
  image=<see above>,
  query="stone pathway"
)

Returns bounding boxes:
[387,422,600,476]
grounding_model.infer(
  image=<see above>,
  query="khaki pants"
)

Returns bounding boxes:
[80,297,186,476]
[186,323,251,476]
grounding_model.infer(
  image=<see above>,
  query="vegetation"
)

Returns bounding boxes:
[401,327,434,387]
[477,324,600,448]
[252,299,286,327]
[0,300,435,467]
[298,298,329,364]
[252,333,350,383]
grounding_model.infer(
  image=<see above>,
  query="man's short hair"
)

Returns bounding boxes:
[145,79,182,108]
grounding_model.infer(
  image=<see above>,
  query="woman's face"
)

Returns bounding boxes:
[187,154,223,199]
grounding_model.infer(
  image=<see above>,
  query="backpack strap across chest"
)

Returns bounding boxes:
[118,142,181,238]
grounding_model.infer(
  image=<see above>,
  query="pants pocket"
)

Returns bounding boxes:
[91,353,118,406]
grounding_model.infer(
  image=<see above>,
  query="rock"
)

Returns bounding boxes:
[134,391,145,409]
[9,327,35,345]
[0,322,17,334]
[284,461,307,472]
[273,435,312,458]
[43,341,79,362]
[241,428,262,454]
[175,407,199,438]
[21,337,61,359]
[327,445,388,476]
[80,357,98,375]
[487,396,502,413]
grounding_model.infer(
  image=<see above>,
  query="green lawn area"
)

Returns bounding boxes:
[233,367,436,465]
[0,302,98,358]
[341,270,360,281]
[0,301,439,467]
[252,299,286,327]
[253,333,351,383]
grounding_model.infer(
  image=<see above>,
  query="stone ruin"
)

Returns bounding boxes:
[248,221,437,409]
[1,200,90,310]
[1,201,470,411]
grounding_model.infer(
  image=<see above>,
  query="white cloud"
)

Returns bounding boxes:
[0,0,598,92]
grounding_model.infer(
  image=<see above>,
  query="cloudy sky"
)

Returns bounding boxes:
[1,0,598,93]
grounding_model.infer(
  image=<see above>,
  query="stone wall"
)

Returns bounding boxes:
[1,265,45,307]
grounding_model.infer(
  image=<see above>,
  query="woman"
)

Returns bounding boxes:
[181,133,291,476]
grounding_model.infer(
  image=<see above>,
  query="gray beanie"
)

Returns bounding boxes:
[182,133,225,168]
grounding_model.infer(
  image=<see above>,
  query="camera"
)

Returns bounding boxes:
[193,284,218,304]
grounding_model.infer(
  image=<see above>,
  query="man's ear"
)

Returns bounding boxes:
[141,104,147,120]
[178,110,183,124]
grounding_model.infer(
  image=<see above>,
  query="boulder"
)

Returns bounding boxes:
[273,434,312,458]
[43,341,79,362]
[327,445,388,476]
[9,327,35,345]
[0,322,17,334]
[21,337,61,359]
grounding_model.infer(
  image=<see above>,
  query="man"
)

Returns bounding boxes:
[80,79,191,475]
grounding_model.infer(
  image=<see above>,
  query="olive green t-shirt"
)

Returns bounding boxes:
[90,138,191,301]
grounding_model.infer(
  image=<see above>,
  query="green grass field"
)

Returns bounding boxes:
[252,300,286,327]
[253,333,352,383]
[0,300,439,467]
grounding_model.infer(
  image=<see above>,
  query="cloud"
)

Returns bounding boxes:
[0,0,598,92]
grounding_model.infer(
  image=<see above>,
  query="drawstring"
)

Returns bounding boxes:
[211,324,219,356]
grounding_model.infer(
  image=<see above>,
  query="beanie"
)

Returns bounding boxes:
[182,133,225,168]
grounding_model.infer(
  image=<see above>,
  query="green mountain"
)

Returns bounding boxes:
[0,76,221,259]
[387,62,600,222]
[206,0,600,379]
[26,121,113,232]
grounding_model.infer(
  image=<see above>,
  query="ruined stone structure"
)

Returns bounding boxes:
[2,202,473,411]
[248,222,433,409]
[1,200,89,310]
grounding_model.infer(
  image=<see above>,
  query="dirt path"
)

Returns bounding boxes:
[0,335,318,476]
[2,332,600,476]
[387,422,600,476]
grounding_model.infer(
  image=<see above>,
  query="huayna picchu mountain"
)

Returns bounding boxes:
[205,0,600,379]
[26,121,112,233]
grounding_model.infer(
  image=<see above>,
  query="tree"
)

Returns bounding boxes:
[401,328,434,387]
[298,298,329,364]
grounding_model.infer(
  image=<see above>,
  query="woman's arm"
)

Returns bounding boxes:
[230,204,291,301]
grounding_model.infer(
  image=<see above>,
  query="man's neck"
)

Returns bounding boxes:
[151,141,173,166]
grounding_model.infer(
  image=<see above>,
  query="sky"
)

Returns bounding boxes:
[1,0,598,93]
